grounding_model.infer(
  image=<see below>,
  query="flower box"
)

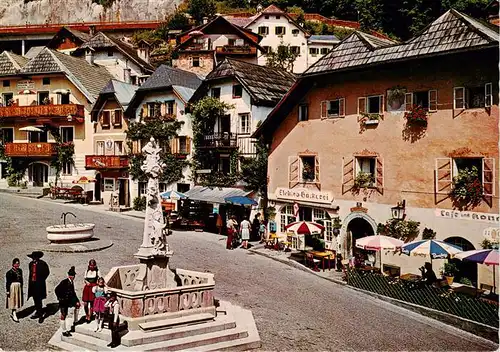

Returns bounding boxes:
[404,105,428,127]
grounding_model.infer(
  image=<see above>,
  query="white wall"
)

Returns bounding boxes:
[307,42,336,66]
[92,50,146,83]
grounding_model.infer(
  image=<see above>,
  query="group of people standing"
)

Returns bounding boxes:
[225,214,267,250]
[5,253,121,348]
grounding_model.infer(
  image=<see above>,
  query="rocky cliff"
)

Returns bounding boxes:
[0,0,181,25]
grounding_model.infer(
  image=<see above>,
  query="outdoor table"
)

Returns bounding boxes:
[307,250,332,271]
[359,266,380,273]
[400,273,422,282]
[451,285,485,298]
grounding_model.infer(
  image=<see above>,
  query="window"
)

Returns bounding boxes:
[113,110,122,126]
[147,102,157,118]
[28,130,47,143]
[264,15,269,19]
[107,51,114,57]
[96,141,105,155]
[228,38,236,46]
[38,91,49,105]
[290,46,300,55]
[42,77,50,85]
[276,15,280,19]
[3,80,10,87]
[358,95,383,115]
[57,93,70,104]
[2,93,13,106]
[232,84,243,98]
[280,205,296,233]
[454,158,482,179]
[275,26,286,35]
[0,128,14,144]
[321,98,345,118]
[159,183,168,193]
[114,141,124,155]
[178,136,188,154]
[404,90,438,112]
[262,46,271,54]
[309,48,319,55]
[292,29,300,36]
[298,104,308,121]
[320,48,329,55]
[62,162,72,175]
[101,111,111,127]
[138,182,147,196]
[192,57,200,67]
[177,183,190,193]
[454,83,493,109]
[60,127,74,143]
[166,101,175,115]
[300,155,317,182]
[356,157,376,187]
[239,113,251,134]
[104,178,115,192]
[258,26,269,35]
[211,87,221,99]
[218,156,231,175]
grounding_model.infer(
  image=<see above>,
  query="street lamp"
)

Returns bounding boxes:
[391,200,406,220]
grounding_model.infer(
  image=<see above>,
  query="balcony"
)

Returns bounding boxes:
[0,104,85,120]
[4,142,57,157]
[215,45,256,55]
[200,132,238,149]
[85,155,129,169]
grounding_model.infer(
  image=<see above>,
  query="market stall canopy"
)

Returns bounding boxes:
[356,235,404,251]
[184,186,249,204]
[285,221,324,235]
[19,126,43,132]
[160,190,187,200]
[72,176,96,184]
[224,196,257,206]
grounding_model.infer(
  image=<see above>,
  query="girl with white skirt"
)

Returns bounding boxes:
[6,258,24,323]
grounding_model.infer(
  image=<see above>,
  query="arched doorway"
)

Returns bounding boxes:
[28,162,48,187]
[347,218,375,256]
[94,173,102,202]
[445,236,477,286]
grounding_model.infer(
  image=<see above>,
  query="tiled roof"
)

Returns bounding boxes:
[21,47,113,102]
[0,51,26,75]
[24,46,45,59]
[205,58,296,105]
[138,65,203,91]
[224,16,254,27]
[308,35,340,43]
[261,5,285,14]
[77,32,154,72]
[100,79,139,108]
[305,9,498,75]
[65,27,91,42]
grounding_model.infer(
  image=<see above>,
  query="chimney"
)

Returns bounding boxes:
[85,49,94,65]
[89,25,96,36]
[256,4,263,13]
[123,68,131,84]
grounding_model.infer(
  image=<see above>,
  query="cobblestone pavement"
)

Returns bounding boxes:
[0,193,497,351]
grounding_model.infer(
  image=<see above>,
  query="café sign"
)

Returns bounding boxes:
[435,208,500,224]
[275,187,333,204]
[17,80,35,90]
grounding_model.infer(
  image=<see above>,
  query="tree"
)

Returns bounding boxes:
[166,11,191,30]
[265,43,299,72]
[188,0,217,24]
[240,137,269,217]
[287,5,305,24]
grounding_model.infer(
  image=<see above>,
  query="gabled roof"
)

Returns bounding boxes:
[193,58,296,106]
[24,46,45,59]
[261,4,285,14]
[243,5,309,36]
[91,79,139,120]
[47,27,91,49]
[305,9,498,76]
[21,47,113,102]
[0,51,28,76]
[75,32,154,73]
[125,65,203,116]
[308,35,340,43]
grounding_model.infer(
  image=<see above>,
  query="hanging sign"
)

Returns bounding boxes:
[275,187,333,204]
[435,208,499,224]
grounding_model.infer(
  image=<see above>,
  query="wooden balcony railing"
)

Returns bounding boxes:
[215,45,256,55]
[200,132,238,148]
[85,155,129,169]
[4,142,57,157]
[0,104,85,119]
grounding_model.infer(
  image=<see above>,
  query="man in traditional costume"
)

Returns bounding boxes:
[27,251,50,322]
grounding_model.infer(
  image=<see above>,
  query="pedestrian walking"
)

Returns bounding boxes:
[259,220,267,243]
[240,216,251,249]
[92,277,108,332]
[105,292,121,348]
[55,266,80,337]
[27,251,49,322]
[226,216,238,250]
[251,213,260,241]
[82,259,100,324]
[6,258,23,323]
[216,213,223,235]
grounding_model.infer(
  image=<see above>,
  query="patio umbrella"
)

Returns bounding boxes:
[401,240,463,259]
[72,176,96,184]
[355,235,404,251]
[19,126,43,132]
[160,190,187,200]
[224,196,257,206]
[454,249,499,292]
[285,221,324,235]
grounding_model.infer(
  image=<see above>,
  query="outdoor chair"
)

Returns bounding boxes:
[480,283,494,295]
[305,253,320,272]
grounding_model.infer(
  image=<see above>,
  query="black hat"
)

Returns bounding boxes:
[27,251,44,259]
[68,266,76,276]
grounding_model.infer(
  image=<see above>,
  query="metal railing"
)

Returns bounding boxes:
[201,132,238,148]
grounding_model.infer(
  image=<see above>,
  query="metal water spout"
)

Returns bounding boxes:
[61,212,76,226]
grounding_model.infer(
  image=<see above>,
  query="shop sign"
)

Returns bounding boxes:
[435,208,500,224]
[17,80,35,90]
[275,187,332,204]
[483,227,500,244]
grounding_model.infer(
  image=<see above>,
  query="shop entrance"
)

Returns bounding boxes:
[118,178,129,207]
[445,236,477,286]
[346,217,375,256]
[29,162,48,187]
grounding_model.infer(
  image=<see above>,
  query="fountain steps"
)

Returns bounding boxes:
[139,312,216,331]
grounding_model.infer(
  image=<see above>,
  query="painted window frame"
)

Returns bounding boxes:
[258,26,269,35]
[103,178,115,192]
[355,156,377,188]
[321,98,345,118]
[275,26,286,36]
[0,127,14,144]
[298,104,308,122]
[113,109,122,127]
[62,161,72,175]
[232,84,243,99]
[59,126,74,143]
[239,113,251,134]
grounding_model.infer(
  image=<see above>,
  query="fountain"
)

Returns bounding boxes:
[46,212,95,243]
[49,137,261,351]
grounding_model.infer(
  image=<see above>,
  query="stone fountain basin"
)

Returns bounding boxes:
[46,223,95,243]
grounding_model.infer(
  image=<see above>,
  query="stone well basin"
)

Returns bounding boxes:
[46,223,95,243]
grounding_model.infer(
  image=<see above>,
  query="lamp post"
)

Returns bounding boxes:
[391,200,406,220]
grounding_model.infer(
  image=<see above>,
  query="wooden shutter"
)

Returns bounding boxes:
[379,95,384,114]
[342,157,355,194]
[339,98,345,117]
[141,104,147,119]
[485,83,493,108]
[404,93,413,111]
[113,110,122,125]
[173,101,178,116]
[288,156,299,188]
[482,158,495,197]
[186,136,191,154]
[160,102,166,116]
[376,158,384,194]
[314,156,320,184]
[453,87,465,109]
[428,90,438,112]
[435,158,452,195]
[170,138,179,154]
[357,97,366,115]
[320,101,327,118]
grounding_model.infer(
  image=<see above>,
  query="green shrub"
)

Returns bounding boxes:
[133,196,146,211]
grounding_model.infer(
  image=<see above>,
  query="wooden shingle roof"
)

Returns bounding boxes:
[305,9,499,76]
[0,51,28,76]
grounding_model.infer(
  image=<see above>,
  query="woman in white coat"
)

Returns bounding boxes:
[239,217,251,249]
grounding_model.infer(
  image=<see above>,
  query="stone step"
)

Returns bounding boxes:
[195,336,262,352]
[61,332,114,351]
[139,312,215,331]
